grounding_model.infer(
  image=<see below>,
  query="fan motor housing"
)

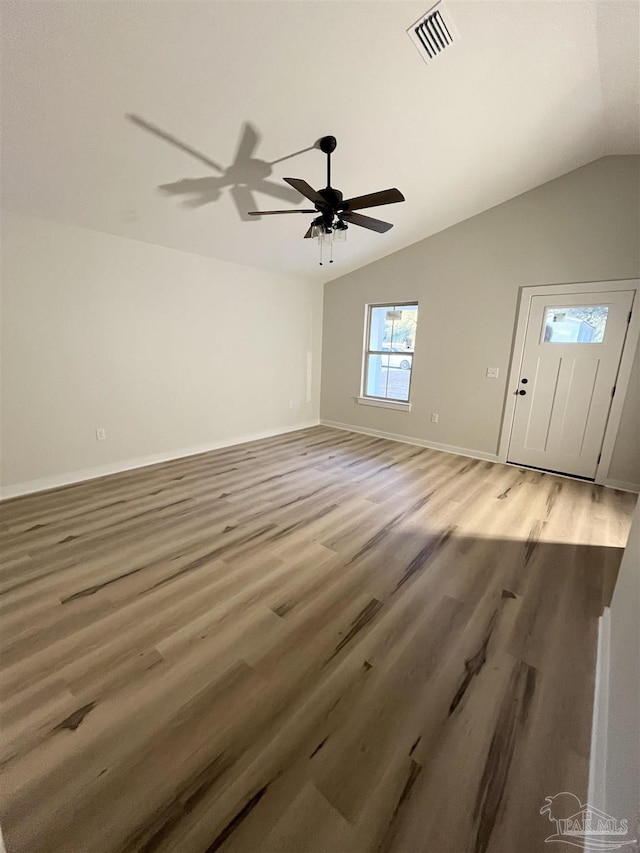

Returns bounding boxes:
[318,187,343,209]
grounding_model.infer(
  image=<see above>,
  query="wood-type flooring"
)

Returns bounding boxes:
[0,426,636,853]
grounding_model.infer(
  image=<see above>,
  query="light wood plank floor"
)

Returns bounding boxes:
[0,426,636,853]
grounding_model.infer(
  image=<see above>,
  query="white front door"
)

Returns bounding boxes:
[507,289,634,479]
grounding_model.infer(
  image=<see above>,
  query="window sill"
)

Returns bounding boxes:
[356,397,412,412]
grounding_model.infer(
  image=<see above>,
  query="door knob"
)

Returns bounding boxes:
[518,389,526,395]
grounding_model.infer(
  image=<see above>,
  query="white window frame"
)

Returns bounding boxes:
[358,302,418,411]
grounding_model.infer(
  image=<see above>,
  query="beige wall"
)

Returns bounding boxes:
[609,343,640,485]
[320,156,640,484]
[1,211,323,494]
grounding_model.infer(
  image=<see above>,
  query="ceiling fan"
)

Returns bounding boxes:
[248,136,405,264]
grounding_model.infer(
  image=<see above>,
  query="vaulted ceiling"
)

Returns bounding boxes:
[2,1,639,282]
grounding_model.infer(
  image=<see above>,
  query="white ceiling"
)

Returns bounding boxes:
[2,1,639,283]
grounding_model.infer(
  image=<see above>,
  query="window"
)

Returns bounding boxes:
[362,303,418,404]
[542,305,609,344]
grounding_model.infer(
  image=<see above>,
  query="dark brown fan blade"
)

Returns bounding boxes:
[341,188,405,211]
[303,223,314,239]
[341,211,393,233]
[283,178,325,205]
[247,209,316,215]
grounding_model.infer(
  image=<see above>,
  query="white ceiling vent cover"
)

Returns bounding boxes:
[407,2,459,65]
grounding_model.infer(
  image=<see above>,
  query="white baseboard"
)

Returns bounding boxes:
[602,479,640,494]
[0,420,320,501]
[319,419,500,463]
[589,607,611,810]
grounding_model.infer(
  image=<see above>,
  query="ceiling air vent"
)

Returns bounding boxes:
[407,2,459,65]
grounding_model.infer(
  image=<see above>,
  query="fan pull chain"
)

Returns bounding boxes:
[319,241,323,266]
[330,241,334,263]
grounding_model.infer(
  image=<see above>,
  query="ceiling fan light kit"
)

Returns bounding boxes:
[248,135,405,265]
[310,218,346,266]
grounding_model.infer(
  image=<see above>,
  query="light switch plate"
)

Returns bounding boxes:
[486,367,499,378]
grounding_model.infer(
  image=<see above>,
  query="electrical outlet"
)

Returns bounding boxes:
[431,413,439,423]
[96,427,107,441]
[486,367,499,378]
[288,400,295,409]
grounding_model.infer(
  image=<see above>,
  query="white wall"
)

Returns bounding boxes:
[1,211,323,496]
[590,500,640,842]
[320,156,640,485]
[606,500,640,841]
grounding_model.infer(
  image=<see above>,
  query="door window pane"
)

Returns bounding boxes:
[542,306,609,344]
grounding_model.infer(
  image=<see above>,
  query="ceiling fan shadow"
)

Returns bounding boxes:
[127,114,315,222]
